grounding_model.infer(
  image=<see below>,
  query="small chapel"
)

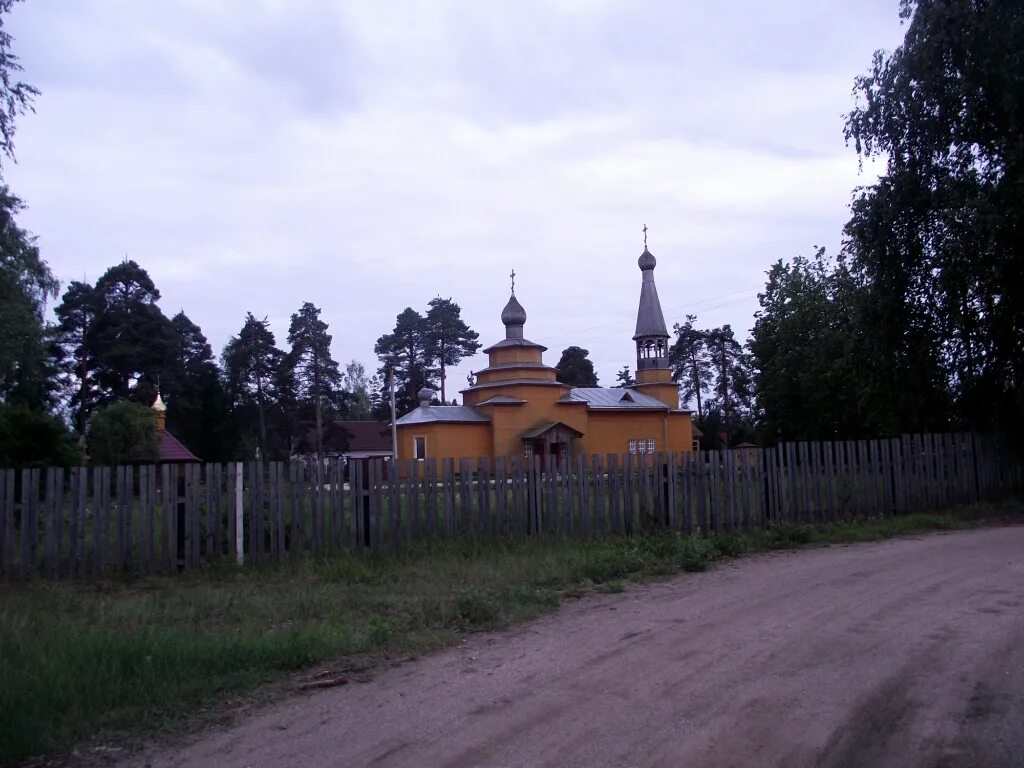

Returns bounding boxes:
[394,240,696,465]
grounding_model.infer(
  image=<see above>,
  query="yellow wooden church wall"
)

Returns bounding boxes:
[486,346,545,365]
[396,403,694,465]
[580,410,681,456]
[395,422,492,465]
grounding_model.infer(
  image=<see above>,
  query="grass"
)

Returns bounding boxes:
[1,500,1020,766]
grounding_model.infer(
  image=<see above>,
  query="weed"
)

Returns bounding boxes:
[455,589,501,628]
[1,500,1018,765]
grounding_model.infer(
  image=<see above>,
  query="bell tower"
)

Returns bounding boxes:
[631,232,679,408]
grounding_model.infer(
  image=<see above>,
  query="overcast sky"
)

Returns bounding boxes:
[6,0,905,401]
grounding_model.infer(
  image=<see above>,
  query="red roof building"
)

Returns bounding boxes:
[152,392,200,463]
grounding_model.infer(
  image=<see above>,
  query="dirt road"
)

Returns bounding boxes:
[129,526,1024,768]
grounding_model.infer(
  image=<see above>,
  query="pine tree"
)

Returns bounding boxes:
[161,312,231,460]
[555,346,598,387]
[287,302,342,464]
[614,365,635,387]
[55,281,100,434]
[223,313,286,458]
[89,260,176,403]
[423,297,481,403]
[669,315,711,419]
[375,308,435,415]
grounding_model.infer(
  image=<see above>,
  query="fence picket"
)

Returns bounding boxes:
[0,431,1019,582]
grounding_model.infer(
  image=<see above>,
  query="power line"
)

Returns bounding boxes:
[534,286,761,345]
[568,293,761,346]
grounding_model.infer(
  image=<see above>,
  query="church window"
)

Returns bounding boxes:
[628,439,638,454]
[413,436,426,460]
[647,439,656,454]
[523,442,534,460]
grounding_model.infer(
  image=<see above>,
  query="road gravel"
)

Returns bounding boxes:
[127,525,1024,768]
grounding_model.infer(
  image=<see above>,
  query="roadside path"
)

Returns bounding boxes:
[128,526,1024,768]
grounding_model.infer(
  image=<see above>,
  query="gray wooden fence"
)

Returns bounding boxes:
[1,433,1021,580]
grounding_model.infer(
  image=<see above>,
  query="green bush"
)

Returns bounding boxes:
[455,589,501,627]
[765,522,813,548]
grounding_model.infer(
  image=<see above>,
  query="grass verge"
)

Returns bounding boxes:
[2,500,1020,765]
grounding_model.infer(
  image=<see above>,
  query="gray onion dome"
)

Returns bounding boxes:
[501,294,527,326]
[638,247,656,271]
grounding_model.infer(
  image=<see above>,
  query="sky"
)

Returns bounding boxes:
[5,0,906,402]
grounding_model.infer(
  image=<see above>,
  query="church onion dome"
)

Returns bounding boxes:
[638,247,656,271]
[152,391,167,412]
[501,294,527,326]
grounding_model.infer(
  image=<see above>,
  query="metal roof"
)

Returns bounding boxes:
[481,337,548,353]
[520,421,584,439]
[634,248,670,340]
[473,361,556,374]
[462,378,567,393]
[559,387,669,410]
[476,395,527,406]
[395,405,490,426]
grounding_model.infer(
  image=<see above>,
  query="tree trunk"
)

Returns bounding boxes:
[690,352,703,420]
[439,340,447,402]
[77,348,90,435]
[314,354,323,468]
[256,376,267,457]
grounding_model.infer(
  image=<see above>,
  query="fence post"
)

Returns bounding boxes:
[234,461,244,565]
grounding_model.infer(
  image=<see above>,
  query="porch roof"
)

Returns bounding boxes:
[520,421,584,440]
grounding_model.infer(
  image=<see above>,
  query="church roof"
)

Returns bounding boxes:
[475,395,527,406]
[481,337,547,353]
[634,246,670,340]
[395,405,490,426]
[156,429,200,462]
[560,387,670,410]
[472,361,556,374]
[520,421,584,440]
[462,378,567,393]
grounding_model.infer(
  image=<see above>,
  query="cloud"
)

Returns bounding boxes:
[5,0,905,393]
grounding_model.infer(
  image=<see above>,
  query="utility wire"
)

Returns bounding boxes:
[534,286,761,345]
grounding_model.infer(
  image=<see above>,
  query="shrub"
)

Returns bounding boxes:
[455,589,500,627]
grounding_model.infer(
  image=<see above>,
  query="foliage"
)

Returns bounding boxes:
[614,365,635,387]
[54,281,100,434]
[87,260,177,404]
[0,0,37,169]
[0,403,78,467]
[286,302,342,460]
[4,504,1013,764]
[162,312,232,462]
[341,360,374,420]
[670,316,752,446]
[749,250,875,441]
[842,0,1024,434]
[555,345,598,387]
[223,313,288,459]
[670,314,711,419]
[423,297,480,403]
[375,307,436,415]
[87,400,157,466]
[375,298,481,414]
[0,187,58,410]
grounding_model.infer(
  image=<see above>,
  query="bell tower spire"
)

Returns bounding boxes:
[631,231,678,408]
